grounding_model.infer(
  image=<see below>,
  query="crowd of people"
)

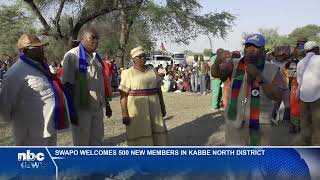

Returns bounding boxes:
[154,57,211,94]
[0,28,319,146]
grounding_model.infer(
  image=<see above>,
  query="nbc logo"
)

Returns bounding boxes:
[17,150,46,169]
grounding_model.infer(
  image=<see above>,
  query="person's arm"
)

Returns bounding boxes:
[119,91,129,116]
[120,91,130,125]
[0,69,19,122]
[62,53,79,125]
[247,64,285,102]
[210,55,233,82]
[158,88,166,117]
[118,70,131,125]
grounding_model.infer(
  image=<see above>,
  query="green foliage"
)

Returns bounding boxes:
[142,0,235,44]
[243,25,320,51]
[289,24,320,43]
[183,50,193,55]
[0,4,35,57]
[44,37,68,63]
[203,48,211,57]
[258,28,294,49]
[242,28,294,50]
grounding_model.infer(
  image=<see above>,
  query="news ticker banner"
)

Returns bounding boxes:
[0,147,319,179]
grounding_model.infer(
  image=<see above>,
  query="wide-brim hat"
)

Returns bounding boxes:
[16,33,48,49]
[130,46,145,58]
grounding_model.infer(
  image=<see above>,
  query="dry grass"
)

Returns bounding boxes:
[0,92,299,146]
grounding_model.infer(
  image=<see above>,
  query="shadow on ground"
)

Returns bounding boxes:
[169,111,225,146]
[103,112,224,146]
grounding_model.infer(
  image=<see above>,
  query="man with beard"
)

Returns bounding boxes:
[62,27,112,146]
[211,34,287,145]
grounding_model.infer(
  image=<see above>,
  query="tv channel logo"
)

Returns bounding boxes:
[17,150,46,169]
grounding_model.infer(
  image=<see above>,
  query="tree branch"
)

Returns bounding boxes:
[70,1,121,39]
[23,0,51,32]
[53,0,67,38]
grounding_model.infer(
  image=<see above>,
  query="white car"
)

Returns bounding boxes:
[149,55,173,68]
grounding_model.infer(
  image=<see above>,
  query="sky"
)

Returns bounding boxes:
[157,0,320,53]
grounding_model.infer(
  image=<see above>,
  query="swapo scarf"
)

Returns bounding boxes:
[20,54,76,130]
[79,43,112,109]
[227,58,265,145]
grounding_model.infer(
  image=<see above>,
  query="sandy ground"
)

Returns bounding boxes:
[0,92,300,146]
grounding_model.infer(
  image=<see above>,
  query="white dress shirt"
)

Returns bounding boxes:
[297,52,320,102]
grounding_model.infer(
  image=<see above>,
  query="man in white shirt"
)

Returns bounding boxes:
[297,41,320,145]
[62,27,112,146]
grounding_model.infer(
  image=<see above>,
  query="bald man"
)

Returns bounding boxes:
[62,27,112,146]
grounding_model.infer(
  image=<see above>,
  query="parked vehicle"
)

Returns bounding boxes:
[147,55,173,68]
[173,52,187,65]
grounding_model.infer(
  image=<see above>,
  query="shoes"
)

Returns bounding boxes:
[211,107,223,111]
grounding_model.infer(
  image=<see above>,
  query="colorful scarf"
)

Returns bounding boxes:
[20,54,76,130]
[79,43,112,110]
[228,58,265,145]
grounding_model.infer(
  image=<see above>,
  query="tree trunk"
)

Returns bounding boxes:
[116,9,133,68]
[115,0,144,68]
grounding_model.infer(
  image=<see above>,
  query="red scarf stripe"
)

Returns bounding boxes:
[52,81,66,129]
[250,108,260,120]
[238,63,246,70]
[128,93,157,96]
[231,89,240,98]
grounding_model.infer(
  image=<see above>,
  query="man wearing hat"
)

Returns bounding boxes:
[119,46,168,146]
[211,33,287,145]
[297,41,320,145]
[0,33,76,145]
[62,27,112,146]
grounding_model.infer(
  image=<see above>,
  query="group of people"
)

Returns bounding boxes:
[213,34,320,146]
[0,28,319,146]
[0,27,167,146]
[155,58,211,94]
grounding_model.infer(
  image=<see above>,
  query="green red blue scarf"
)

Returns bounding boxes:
[20,54,76,130]
[79,43,112,109]
[228,58,265,145]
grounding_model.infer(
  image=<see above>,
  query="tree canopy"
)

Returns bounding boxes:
[18,0,235,67]
[0,4,35,58]
[242,25,320,50]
